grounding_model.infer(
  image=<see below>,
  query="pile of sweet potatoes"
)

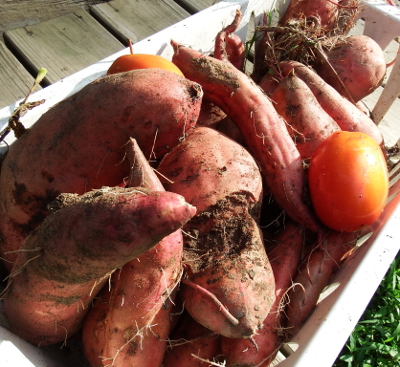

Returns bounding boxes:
[0,2,393,367]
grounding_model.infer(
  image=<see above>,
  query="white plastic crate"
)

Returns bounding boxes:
[0,1,400,366]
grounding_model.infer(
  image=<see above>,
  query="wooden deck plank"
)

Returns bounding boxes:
[3,7,124,85]
[0,42,42,109]
[90,0,191,45]
[173,0,222,14]
[0,1,113,36]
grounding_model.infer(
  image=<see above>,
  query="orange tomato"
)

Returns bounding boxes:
[107,53,184,77]
[308,131,389,232]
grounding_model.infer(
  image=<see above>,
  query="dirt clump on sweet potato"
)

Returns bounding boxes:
[158,127,274,339]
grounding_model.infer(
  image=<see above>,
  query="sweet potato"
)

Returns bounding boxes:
[270,72,341,160]
[285,229,359,336]
[278,60,384,147]
[163,311,222,367]
[171,40,322,234]
[1,187,196,346]
[81,139,186,366]
[221,220,304,367]
[0,69,202,269]
[196,98,227,128]
[315,35,387,102]
[214,9,245,71]
[279,0,339,34]
[258,71,280,97]
[157,126,275,339]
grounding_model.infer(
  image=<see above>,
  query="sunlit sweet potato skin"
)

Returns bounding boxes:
[315,35,387,103]
[0,69,202,269]
[81,140,185,367]
[158,127,275,339]
[2,187,196,346]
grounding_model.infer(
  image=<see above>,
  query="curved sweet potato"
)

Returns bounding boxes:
[0,69,202,269]
[270,72,341,160]
[171,40,322,234]
[214,9,245,71]
[158,127,275,339]
[82,139,185,367]
[1,187,196,346]
[279,60,384,147]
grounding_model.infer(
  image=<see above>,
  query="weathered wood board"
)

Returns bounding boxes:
[173,0,222,14]
[90,0,191,45]
[0,0,112,34]
[3,7,124,85]
[0,42,41,109]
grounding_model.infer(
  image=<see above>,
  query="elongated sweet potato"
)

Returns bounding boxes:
[270,72,341,160]
[1,187,196,346]
[279,60,384,147]
[221,220,304,367]
[315,35,386,102]
[0,69,203,269]
[285,229,359,336]
[171,40,322,234]
[82,139,185,367]
[158,126,275,339]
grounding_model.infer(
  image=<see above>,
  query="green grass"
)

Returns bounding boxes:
[334,250,400,367]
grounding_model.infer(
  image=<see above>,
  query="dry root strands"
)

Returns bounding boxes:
[251,0,361,82]
[279,0,361,37]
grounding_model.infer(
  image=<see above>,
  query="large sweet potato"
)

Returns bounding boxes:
[158,127,275,339]
[82,139,185,367]
[1,187,196,346]
[171,40,322,234]
[0,69,203,269]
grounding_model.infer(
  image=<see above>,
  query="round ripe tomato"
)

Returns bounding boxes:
[308,131,389,232]
[107,53,184,77]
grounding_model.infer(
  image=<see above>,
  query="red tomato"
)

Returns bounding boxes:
[107,53,184,77]
[308,131,389,232]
